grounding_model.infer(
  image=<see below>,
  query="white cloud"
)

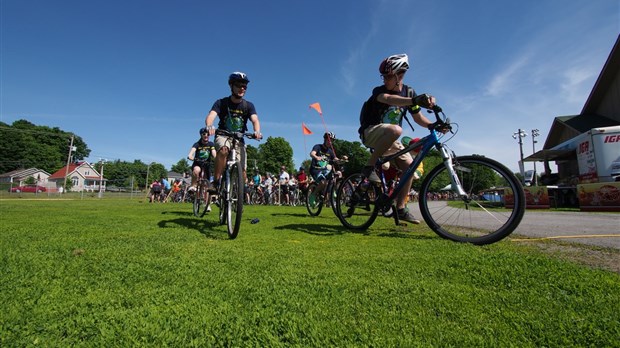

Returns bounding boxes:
[483,55,530,97]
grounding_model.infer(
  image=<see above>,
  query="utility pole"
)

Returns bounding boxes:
[512,129,528,185]
[63,135,75,193]
[531,129,540,186]
[145,163,152,191]
[98,159,106,198]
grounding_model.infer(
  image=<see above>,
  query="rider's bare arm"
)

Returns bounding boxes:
[249,114,262,140]
[205,110,218,136]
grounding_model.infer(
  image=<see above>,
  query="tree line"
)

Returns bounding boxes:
[1,119,464,192]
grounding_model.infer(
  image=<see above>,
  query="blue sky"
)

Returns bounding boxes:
[1,0,618,173]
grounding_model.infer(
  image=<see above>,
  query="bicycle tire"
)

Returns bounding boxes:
[226,163,243,239]
[218,178,226,226]
[193,186,203,217]
[250,190,263,205]
[419,155,525,245]
[328,182,338,213]
[335,173,380,230]
[305,183,323,216]
[200,183,210,217]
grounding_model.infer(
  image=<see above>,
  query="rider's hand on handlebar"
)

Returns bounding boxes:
[428,121,451,134]
[206,125,216,136]
[253,131,263,140]
[412,94,435,109]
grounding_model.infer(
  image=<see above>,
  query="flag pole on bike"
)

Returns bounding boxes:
[302,122,313,160]
[309,102,338,158]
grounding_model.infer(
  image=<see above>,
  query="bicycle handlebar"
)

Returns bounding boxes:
[426,105,452,133]
[215,129,259,140]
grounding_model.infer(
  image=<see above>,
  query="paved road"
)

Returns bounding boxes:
[408,202,619,249]
[511,210,619,249]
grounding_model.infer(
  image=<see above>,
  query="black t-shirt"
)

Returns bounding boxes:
[211,97,257,132]
[310,144,336,169]
[192,140,215,162]
[359,84,420,131]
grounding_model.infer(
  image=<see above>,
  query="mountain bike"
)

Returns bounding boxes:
[334,105,525,245]
[214,129,258,239]
[192,160,212,217]
[306,159,348,216]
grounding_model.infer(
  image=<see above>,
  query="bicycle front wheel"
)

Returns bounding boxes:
[226,163,244,239]
[305,183,323,216]
[335,173,380,230]
[193,186,204,217]
[419,155,525,245]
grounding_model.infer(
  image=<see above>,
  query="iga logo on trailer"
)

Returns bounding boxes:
[603,134,620,143]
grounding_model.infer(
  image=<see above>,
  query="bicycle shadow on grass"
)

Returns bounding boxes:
[157,217,234,240]
[374,222,438,240]
[160,210,194,217]
[273,222,354,236]
[269,212,311,218]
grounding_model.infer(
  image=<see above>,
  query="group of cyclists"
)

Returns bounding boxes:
[175,52,438,225]
[144,53,525,245]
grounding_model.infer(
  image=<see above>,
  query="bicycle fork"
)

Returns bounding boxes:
[439,146,468,198]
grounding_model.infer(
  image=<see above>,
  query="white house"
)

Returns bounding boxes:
[48,161,107,192]
[0,168,51,186]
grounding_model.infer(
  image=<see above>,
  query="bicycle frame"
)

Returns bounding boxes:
[214,129,258,239]
[336,105,525,244]
[374,113,466,209]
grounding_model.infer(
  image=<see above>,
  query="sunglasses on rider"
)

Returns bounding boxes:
[234,83,248,89]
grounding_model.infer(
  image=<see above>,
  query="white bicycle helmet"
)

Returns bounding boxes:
[379,54,409,75]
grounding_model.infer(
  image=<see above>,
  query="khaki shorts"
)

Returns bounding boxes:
[363,124,412,163]
[214,135,247,170]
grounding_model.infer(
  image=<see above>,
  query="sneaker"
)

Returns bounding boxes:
[397,208,421,224]
[206,205,212,212]
[188,186,197,192]
[207,180,220,193]
[361,166,381,183]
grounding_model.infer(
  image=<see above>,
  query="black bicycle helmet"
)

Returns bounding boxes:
[228,71,250,85]
[379,54,409,75]
[324,131,335,139]
[199,127,208,135]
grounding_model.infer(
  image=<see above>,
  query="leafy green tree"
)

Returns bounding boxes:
[0,119,90,173]
[171,159,190,175]
[330,139,370,177]
[246,144,260,172]
[258,137,293,175]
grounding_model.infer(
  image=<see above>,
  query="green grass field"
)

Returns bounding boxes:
[1,197,619,346]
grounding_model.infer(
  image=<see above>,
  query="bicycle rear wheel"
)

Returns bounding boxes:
[335,173,380,230]
[419,155,525,245]
[226,163,244,239]
[305,183,323,216]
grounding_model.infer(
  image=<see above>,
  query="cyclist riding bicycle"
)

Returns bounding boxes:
[205,72,263,192]
[309,132,341,197]
[358,53,438,224]
[187,127,217,211]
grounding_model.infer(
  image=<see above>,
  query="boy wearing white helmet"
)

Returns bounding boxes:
[358,54,436,224]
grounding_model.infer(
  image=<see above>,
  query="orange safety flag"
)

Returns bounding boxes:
[302,122,313,135]
[309,102,322,115]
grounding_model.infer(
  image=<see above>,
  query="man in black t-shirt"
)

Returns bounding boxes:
[205,72,263,191]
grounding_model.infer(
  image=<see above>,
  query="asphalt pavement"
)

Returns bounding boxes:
[408,202,620,249]
[511,210,619,249]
